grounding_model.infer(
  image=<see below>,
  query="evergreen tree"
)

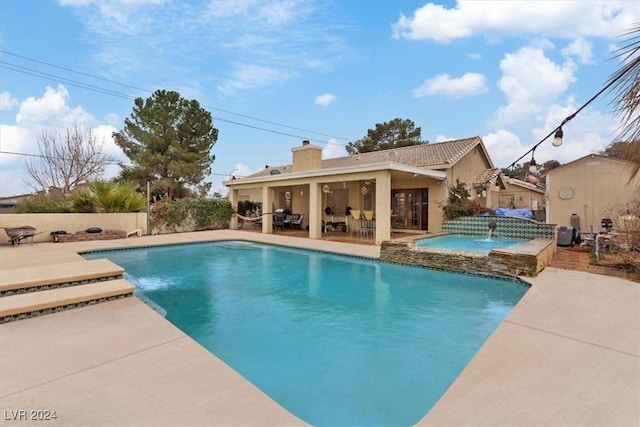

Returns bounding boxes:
[113,90,218,200]
[346,118,425,154]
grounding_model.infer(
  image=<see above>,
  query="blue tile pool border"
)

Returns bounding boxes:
[80,239,530,288]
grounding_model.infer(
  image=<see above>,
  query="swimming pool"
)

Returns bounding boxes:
[83,241,528,426]
[416,234,529,253]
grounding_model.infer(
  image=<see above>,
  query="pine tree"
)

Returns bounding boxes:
[113,90,218,200]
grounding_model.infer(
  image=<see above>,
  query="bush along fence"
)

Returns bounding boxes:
[151,198,234,234]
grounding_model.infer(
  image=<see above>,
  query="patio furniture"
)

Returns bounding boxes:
[283,214,295,228]
[291,214,305,229]
[361,210,375,238]
[273,213,286,231]
[127,229,142,238]
[348,211,362,239]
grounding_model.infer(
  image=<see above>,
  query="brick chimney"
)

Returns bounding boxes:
[291,140,322,172]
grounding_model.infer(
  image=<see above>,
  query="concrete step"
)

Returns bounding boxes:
[0,259,124,296]
[0,279,135,323]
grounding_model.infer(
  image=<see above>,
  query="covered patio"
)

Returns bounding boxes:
[226,151,447,245]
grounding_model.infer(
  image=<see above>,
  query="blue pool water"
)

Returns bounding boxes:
[83,241,528,426]
[416,234,529,253]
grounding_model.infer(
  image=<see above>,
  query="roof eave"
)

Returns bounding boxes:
[224,161,446,186]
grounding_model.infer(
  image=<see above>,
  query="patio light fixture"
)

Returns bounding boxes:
[529,148,538,173]
[504,59,631,174]
[552,127,563,147]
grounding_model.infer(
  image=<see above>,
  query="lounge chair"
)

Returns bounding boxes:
[127,229,142,238]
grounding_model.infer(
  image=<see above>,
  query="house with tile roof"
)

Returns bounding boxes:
[500,177,546,220]
[224,136,507,244]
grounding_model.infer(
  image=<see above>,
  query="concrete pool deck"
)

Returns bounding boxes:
[1,230,638,426]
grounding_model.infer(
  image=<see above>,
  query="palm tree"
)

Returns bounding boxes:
[607,22,640,181]
[70,181,146,213]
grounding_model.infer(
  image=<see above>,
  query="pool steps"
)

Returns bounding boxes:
[0,259,133,323]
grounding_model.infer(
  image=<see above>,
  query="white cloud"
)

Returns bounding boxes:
[531,101,617,163]
[0,92,18,111]
[315,93,335,107]
[229,163,254,180]
[16,85,92,127]
[104,113,122,127]
[490,46,576,127]
[0,85,126,196]
[434,135,455,142]
[483,129,527,169]
[413,72,488,98]
[392,1,640,43]
[0,124,39,196]
[483,106,619,170]
[322,139,347,159]
[218,65,297,95]
[214,162,259,196]
[561,38,594,64]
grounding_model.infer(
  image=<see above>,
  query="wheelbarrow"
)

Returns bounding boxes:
[1,226,43,246]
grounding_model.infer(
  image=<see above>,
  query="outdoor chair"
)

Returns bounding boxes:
[349,210,362,239]
[273,213,286,231]
[362,211,375,239]
[283,214,297,228]
[291,214,305,229]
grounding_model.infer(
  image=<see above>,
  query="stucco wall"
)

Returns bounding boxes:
[448,146,488,188]
[0,213,148,244]
[546,156,640,232]
[500,186,544,210]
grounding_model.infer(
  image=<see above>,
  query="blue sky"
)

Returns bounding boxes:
[1,0,638,197]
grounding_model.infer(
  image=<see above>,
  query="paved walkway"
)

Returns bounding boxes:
[1,230,638,426]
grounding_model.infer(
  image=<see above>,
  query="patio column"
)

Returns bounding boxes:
[228,188,238,230]
[262,186,274,234]
[309,182,322,239]
[375,171,392,244]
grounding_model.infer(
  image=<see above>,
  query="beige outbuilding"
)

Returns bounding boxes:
[545,154,640,232]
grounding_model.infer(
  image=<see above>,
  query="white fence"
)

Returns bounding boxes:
[0,213,148,244]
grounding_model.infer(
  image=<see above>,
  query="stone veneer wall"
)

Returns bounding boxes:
[380,237,556,278]
[442,216,555,239]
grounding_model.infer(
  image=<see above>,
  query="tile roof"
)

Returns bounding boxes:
[473,168,502,186]
[245,136,483,179]
[507,177,545,193]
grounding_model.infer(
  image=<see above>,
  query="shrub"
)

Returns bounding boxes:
[151,198,234,233]
[69,188,97,213]
[442,179,493,220]
[596,198,640,273]
[14,194,72,213]
[69,181,147,213]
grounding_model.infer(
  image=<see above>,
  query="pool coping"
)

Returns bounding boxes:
[1,229,638,426]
